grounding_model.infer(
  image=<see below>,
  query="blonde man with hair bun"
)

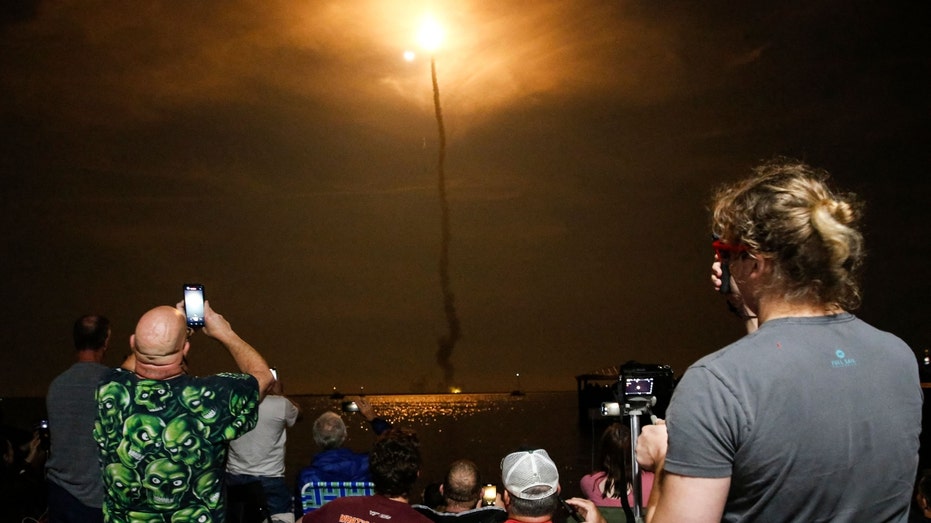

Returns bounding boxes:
[637,158,922,523]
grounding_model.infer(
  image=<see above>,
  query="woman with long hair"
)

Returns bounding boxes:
[581,422,653,510]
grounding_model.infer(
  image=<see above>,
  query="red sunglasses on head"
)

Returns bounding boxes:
[712,239,747,258]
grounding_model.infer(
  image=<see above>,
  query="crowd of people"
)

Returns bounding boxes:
[1,158,926,523]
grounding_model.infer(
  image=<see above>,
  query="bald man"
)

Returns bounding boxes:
[413,459,507,523]
[94,301,273,522]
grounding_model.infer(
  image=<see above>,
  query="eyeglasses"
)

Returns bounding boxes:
[712,239,747,260]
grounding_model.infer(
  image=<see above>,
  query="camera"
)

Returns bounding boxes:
[341,401,360,412]
[601,361,676,419]
[183,283,206,328]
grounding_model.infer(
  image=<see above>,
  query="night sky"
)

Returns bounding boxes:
[2,1,929,396]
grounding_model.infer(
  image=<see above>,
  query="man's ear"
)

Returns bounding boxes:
[439,484,444,496]
[749,254,770,277]
[503,490,510,506]
[182,340,191,357]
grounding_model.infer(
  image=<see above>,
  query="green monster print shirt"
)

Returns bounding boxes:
[94,368,259,522]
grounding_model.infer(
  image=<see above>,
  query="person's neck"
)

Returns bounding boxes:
[75,348,105,363]
[134,360,185,380]
[445,501,476,513]
[507,514,552,523]
[757,296,843,325]
[385,494,409,504]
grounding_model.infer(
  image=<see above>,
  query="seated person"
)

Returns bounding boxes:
[580,423,653,509]
[301,428,432,523]
[413,459,507,523]
[500,449,604,523]
[297,398,391,485]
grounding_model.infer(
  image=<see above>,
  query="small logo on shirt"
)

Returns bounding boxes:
[831,349,857,368]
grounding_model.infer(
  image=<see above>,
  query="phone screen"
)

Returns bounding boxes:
[482,484,496,505]
[183,283,205,327]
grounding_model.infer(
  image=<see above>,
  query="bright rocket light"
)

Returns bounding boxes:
[417,16,444,52]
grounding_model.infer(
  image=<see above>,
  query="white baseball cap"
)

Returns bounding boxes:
[501,449,559,500]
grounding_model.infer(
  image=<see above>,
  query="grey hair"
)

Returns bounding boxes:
[313,411,347,450]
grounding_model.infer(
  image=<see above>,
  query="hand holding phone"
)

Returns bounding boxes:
[560,498,583,523]
[183,283,205,328]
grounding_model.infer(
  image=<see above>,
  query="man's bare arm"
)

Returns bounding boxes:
[199,301,274,400]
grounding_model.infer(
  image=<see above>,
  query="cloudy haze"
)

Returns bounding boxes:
[2,1,928,395]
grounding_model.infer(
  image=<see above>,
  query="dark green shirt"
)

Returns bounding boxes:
[94,368,259,522]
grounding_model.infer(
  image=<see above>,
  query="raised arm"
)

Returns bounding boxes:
[199,300,274,400]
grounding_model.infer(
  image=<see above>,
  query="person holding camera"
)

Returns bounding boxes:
[94,301,274,522]
[45,314,112,523]
[500,449,604,523]
[413,459,507,523]
[296,397,392,490]
[636,158,922,522]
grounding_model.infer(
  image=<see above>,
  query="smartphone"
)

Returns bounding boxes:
[560,497,583,523]
[341,401,360,412]
[183,283,206,328]
[481,484,497,506]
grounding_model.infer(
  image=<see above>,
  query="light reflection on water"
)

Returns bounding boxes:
[287,391,594,503]
[361,393,528,425]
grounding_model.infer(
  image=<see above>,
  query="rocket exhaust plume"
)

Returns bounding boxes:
[431,56,460,389]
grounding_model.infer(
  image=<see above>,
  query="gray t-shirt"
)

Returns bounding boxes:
[45,361,111,507]
[664,313,922,522]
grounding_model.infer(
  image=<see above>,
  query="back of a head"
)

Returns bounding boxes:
[133,306,187,358]
[73,314,110,351]
[501,449,560,518]
[711,157,865,310]
[598,423,632,498]
[443,459,481,505]
[313,411,347,450]
[370,428,421,498]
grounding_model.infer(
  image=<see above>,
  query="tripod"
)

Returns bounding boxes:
[624,396,655,523]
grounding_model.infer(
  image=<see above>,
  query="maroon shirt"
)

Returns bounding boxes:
[303,495,433,523]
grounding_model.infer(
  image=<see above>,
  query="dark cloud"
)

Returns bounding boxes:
[1,1,929,396]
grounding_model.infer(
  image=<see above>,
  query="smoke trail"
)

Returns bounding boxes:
[431,56,460,390]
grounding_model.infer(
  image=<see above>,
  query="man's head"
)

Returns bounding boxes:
[74,314,110,352]
[130,306,190,380]
[442,459,482,510]
[918,470,931,516]
[501,449,560,519]
[370,428,421,499]
[312,412,347,450]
